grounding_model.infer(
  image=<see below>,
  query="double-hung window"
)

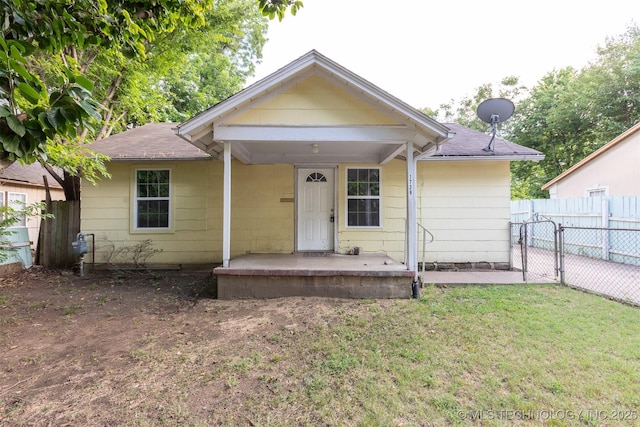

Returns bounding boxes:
[346,168,380,227]
[8,192,27,227]
[135,169,170,229]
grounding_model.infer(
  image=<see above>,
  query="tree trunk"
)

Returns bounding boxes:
[61,170,82,201]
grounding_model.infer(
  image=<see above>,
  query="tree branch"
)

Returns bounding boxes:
[79,49,99,73]
[102,68,125,105]
[96,103,115,140]
[40,162,65,188]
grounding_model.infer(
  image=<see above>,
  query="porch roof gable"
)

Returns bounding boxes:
[174,50,455,164]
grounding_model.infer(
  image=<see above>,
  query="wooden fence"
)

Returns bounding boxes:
[36,200,80,268]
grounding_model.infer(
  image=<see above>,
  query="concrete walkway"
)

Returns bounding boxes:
[512,244,640,305]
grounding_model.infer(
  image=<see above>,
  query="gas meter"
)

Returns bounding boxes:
[72,233,89,256]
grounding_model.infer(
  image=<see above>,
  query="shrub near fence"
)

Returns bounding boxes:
[511,196,640,267]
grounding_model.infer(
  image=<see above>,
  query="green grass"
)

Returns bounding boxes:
[61,303,84,316]
[4,283,639,426]
[232,284,640,426]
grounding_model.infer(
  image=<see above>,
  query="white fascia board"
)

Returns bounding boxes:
[248,152,382,164]
[176,56,319,137]
[312,56,451,139]
[214,125,420,143]
[104,156,210,162]
[423,155,546,162]
[176,50,454,149]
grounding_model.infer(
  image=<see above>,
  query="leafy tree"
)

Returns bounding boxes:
[1,0,301,200]
[508,68,577,198]
[431,76,526,132]
[0,0,214,171]
[259,0,303,21]
[510,24,640,199]
[0,38,101,169]
[575,25,640,135]
[120,0,270,125]
[429,25,640,200]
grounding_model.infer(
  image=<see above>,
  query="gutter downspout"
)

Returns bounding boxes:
[409,143,440,298]
[406,142,420,298]
[222,142,231,267]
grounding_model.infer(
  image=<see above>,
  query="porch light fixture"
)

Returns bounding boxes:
[311,143,319,154]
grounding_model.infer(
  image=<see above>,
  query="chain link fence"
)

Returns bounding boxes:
[511,221,640,306]
[559,226,640,305]
[511,220,558,282]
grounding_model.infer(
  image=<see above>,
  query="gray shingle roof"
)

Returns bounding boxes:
[0,162,63,188]
[89,121,542,161]
[89,123,210,160]
[436,123,542,158]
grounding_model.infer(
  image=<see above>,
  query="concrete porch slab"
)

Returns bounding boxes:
[213,254,555,299]
[214,253,415,299]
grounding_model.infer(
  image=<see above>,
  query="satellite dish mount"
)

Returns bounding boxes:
[476,98,515,152]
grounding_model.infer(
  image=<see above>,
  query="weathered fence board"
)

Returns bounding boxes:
[37,200,80,268]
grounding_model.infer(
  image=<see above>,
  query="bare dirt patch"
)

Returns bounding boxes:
[0,267,382,425]
[3,269,640,425]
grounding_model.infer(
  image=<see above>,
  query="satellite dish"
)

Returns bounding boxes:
[476,98,515,152]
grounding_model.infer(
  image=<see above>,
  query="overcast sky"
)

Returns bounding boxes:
[247,0,639,109]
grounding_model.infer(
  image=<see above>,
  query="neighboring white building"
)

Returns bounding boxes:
[542,122,640,198]
[0,162,65,249]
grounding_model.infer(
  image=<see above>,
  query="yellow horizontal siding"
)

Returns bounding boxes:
[80,215,129,231]
[82,156,513,266]
[418,161,511,263]
[230,75,398,126]
[82,161,220,265]
[230,163,294,257]
[337,161,406,258]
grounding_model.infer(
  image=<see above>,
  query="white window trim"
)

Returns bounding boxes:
[8,192,27,227]
[345,167,382,229]
[585,185,609,198]
[0,191,4,223]
[133,168,172,231]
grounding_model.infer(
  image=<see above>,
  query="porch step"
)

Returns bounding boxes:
[214,253,415,299]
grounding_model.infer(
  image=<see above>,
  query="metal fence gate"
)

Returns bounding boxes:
[511,220,559,283]
[511,220,640,306]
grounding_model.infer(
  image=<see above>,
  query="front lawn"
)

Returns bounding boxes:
[1,270,638,426]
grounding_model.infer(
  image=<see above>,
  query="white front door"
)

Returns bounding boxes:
[297,168,335,251]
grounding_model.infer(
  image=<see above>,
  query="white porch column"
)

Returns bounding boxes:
[222,142,231,267]
[406,141,418,279]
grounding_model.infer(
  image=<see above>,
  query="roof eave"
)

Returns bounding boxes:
[103,156,212,162]
[310,52,451,139]
[176,52,321,138]
[425,154,545,162]
[176,50,452,143]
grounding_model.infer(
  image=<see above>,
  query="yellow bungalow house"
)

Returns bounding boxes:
[83,50,543,298]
